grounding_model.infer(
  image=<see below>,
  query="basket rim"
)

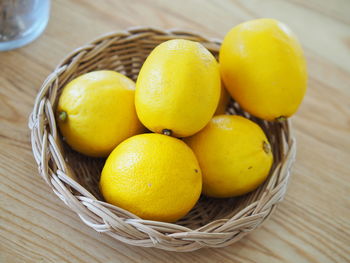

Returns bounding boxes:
[28,26,296,252]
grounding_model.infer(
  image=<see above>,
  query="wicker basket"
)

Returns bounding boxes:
[28,27,296,252]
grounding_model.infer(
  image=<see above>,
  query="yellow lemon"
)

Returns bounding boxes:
[100,133,202,222]
[185,115,273,198]
[57,70,144,157]
[220,18,307,121]
[135,39,221,137]
[215,83,231,115]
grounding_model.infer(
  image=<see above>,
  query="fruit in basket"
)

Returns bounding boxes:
[219,18,307,121]
[56,70,144,157]
[185,115,273,198]
[135,39,221,138]
[99,133,202,222]
[215,83,231,115]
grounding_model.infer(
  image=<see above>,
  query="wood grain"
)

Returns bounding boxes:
[1,0,349,262]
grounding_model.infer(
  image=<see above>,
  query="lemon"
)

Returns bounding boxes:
[100,133,202,222]
[220,18,307,121]
[185,115,273,198]
[56,70,144,157]
[215,83,231,115]
[135,39,221,137]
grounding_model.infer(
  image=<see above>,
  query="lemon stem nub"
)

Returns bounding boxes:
[59,111,67,122]
[263,141,271,154]
[276,116,286,123]
[162,129,172,136]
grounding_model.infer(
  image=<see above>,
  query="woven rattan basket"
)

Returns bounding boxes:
[29,27,296,252]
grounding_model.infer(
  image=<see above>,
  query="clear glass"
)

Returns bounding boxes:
[0,0,50,51]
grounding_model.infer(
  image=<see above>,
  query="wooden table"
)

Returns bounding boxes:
[1,0,349,262]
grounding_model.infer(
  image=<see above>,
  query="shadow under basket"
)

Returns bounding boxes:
[28,27,296,252]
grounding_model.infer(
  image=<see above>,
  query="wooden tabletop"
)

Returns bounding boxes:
[1,0,349,262]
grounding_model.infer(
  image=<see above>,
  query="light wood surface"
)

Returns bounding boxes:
[1,0,349,262]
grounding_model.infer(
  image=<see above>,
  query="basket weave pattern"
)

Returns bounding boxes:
[29,27,296,252]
